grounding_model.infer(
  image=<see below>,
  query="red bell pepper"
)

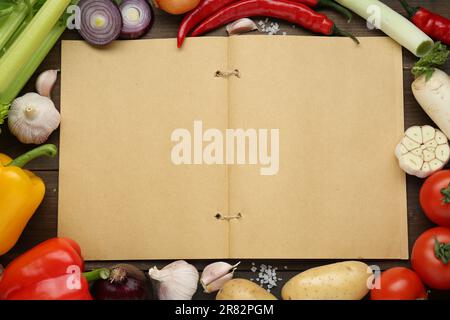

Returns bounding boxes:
[0,238,109,300]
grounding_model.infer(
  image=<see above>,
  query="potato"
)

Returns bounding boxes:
[281,261,371,300]
[216,279,277,300]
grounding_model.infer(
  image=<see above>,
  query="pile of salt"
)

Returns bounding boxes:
[250,263,283,292]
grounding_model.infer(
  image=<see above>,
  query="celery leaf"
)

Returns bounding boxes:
[58,0,79,27]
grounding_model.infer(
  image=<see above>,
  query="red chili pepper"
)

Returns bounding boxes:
[191,0,358,43]
[0,238,109,300]
[177,0,353,48]
[399,0,450,45]
[178,0,237,48]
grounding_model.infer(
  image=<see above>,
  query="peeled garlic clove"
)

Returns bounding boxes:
[149,260,199,300]
[36,69,58,98]
[201,261,240,293]
[8,92,61,144]
[226,18,257,36]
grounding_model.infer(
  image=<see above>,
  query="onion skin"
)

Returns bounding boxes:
[92,264,153,300]
[78,0,122,46]
[156,0,201,15]
[120,0,154,39]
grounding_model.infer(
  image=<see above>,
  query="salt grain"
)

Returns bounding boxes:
[250,263,281,291]
[257,19,283,35]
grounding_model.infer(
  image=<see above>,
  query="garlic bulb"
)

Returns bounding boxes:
[36,70,58,98]
[8,92,61,144]
[395,125,450,178]
[201,261,240,293]
[148,260,199,300]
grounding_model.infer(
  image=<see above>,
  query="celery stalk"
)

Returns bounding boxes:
[0,0,38,52]
[0,20,66,110]
[0,0,71,96]
[1,18,28,57]
[1,1,48,57]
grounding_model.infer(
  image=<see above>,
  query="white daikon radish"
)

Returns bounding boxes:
[335,0,433,57]
[413,70,450,137]
[411,43,450,139]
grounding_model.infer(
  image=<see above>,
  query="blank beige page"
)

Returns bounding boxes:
[228,36,407,259]
[59,38,229,260]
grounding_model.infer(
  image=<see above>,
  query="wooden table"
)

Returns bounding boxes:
[1,0,449,300]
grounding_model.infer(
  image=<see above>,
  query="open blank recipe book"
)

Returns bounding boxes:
[59,36,407,260]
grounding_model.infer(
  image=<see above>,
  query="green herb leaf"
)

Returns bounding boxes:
[0,103,10,125]
[412,42,449,80]
[58,0,79,27]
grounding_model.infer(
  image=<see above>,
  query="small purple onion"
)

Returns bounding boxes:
[78,0,122,46]
[92,264,152,300]
[119,0,154,39]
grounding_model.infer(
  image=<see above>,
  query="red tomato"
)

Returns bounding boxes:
[370,267,427,300]
[420,170,450,227]
[411,227,450,290]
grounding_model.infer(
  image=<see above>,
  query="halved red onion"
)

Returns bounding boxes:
[78,0,122,46]
[119,0,154,39]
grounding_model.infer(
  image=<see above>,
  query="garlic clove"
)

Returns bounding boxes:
[226,18,257,36]
[149,260,199,300]
[8,92,61,144]
[200,261,240,293]
[36,69,58,98]
[203,268,237,293]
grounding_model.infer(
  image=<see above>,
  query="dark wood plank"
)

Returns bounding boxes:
[1,0,450,300]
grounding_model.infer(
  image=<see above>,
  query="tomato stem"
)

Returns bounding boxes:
[434,237,450,265]
[440,183,450,204]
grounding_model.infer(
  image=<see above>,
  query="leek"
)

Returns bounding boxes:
[335,0,434,57]
[0,0,71,97]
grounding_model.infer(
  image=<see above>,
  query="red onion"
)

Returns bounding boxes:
[119,0,154,39]
[78,0,122,46]
[92,264,152,300]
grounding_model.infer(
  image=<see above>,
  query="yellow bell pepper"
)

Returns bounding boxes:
[0,144,57,256]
